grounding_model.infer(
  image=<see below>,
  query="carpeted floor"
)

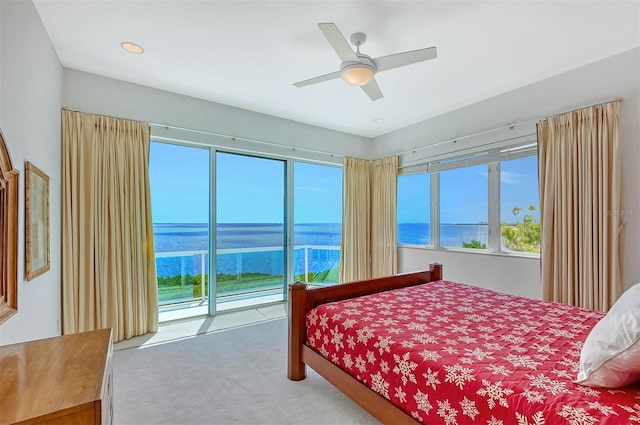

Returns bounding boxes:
[113,318,379,425]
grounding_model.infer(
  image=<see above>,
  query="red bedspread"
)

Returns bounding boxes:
[305,280,640,424]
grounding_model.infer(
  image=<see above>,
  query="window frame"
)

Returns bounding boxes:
[397,140,539,257]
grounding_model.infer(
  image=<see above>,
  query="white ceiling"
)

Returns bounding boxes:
[33,1,639,138]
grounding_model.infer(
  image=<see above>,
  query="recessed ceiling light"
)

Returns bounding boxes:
[121,41,144,54]
[373,117,384,123]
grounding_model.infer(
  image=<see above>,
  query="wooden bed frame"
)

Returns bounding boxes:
[287,263,443,424]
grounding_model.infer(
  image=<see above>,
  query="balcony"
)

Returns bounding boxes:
[156,245,341,308]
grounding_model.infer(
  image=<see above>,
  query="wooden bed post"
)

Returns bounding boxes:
[430,263,442,281]
[287,281,307,381]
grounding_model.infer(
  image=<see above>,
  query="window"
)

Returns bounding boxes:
[397,143,539,255]
[397,173,430,245]
[149,142,210,305]
[293,162,342,285]
[500,156,540,253]
[440,165,488,249]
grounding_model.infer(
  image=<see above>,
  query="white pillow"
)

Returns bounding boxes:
[575,282,640,388]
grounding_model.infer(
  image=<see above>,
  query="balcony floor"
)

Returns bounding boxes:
[114,301,286,351]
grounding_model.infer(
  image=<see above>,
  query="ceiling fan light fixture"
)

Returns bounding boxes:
[341,63,375,86]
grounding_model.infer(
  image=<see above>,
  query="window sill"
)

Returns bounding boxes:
[397,244,540,260]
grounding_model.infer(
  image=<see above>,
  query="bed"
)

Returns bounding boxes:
[287,263,640,424]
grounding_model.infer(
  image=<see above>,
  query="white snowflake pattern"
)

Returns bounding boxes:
[587,401,618,416]
[557,405,596,425]
[342,353,353,369]
[392,352,418,385]
[460,396,479,419]
[485,364,511,376]
[346,335,356,350]
[506,354,541,370]
[419,349,442,361]
[355,355,367,373]
[618,403,640,422]
[464,347,494,361]
[551,368,574,380]
[576,385,600,397]
[443,346,459,355]
[532,343,558,355]
[444,363,476,389]
[516,411,545,425]
[366,350,376,364]
[370,372,390,399]
[374,335,393,354]
[459,335,479,344]
[330,326,344,351]
[414,390,433,414]
[527,373,570,396]
[514,324,537,333]
[380,317,398,327]
[307,309,318,326]
[476,379,514,409]
[523,388,546,403]
[484,342,503,351]
[412,333,438,344]
[356,326,374,344]
[501,334,526,345]
[400,339,417,349]
[407,322,428,332]
[318,314,329,329]
[467,313,487,322]
[394,386,407,403]
[380,360,390,374]
[436,399,458,425]
[342,318,356,329]
[449,324,470,334]
[423,367,441,390]
[487,416,504,425]
[546,327,575,339]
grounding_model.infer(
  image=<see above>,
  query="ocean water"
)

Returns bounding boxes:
[153,223,487,278]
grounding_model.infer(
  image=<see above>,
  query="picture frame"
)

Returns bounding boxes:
[25,161,50,280]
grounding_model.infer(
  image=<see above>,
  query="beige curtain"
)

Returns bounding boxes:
[62,109,158,342]
[371,156,398,278]
[538,100,622,311]
[339,157,371,282]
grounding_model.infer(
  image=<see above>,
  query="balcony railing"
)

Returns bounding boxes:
[155,245,340,306]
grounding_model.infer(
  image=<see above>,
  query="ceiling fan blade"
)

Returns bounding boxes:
[293,71,342,88]
[318,23,355,62]
[373,46,437,73]
[361,78,383,101]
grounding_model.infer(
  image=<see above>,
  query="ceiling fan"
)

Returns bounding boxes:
[293,23,437,101]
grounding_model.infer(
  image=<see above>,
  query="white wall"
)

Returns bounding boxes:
[399,248,541,300]
[63,69,372,163]
[377,48,640,298]
[0,0,63,345]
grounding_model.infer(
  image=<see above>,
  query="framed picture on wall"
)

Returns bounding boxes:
[25,161,50,280]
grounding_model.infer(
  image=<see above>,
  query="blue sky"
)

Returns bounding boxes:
[149,142,342,223]
[150,142,538,225]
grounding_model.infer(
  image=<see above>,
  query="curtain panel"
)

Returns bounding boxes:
[537,100,622,311]
[62,109,158,342]
[339,157,371,282]
[371,156,398,278]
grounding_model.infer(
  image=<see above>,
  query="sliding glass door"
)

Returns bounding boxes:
[149,141,343,317]
[149,142,210,307]
[293,162,342,285]
[215,152,286,305]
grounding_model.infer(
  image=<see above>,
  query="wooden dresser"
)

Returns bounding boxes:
[0,328,113,425]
